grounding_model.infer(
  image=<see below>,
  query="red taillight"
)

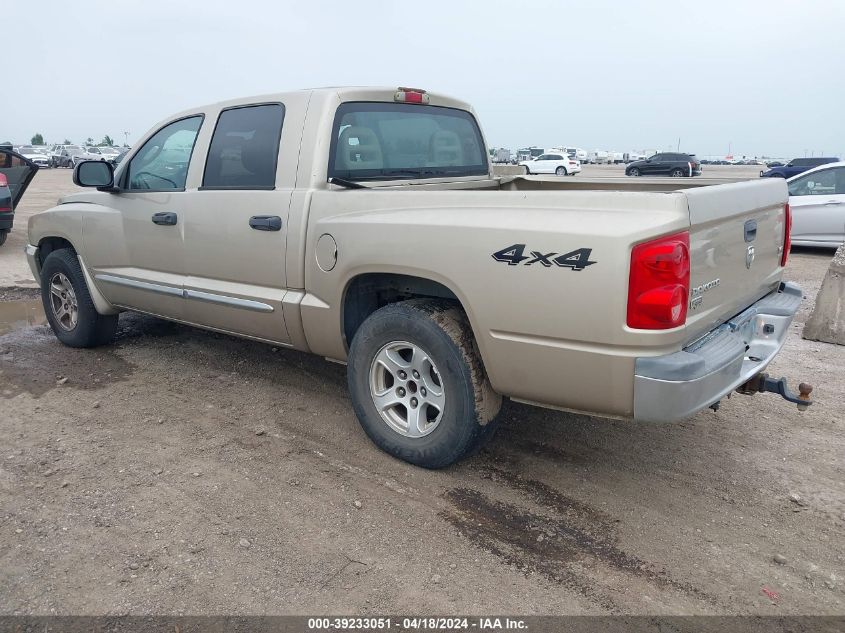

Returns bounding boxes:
[0,173,7,187]
[781,203,791,267]
[627,231,690,330]
[394,87,429,104]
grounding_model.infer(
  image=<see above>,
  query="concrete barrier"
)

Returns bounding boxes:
[803,243,845,346]
[492,164,527,176]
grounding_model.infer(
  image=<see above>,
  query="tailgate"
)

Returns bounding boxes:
[683,178,789,341]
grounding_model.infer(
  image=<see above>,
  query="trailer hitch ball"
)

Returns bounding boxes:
[798,383,813,412]
[737,373,814,411]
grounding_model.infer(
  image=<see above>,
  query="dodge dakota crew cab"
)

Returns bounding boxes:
[26,87,812,468]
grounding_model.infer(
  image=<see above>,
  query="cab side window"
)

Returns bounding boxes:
[127,116,203,191]
[202,104,285,189]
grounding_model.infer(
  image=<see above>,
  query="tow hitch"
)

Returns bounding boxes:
[737,373,814,411]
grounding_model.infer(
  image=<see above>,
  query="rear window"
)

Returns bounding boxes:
[329,102,487,181]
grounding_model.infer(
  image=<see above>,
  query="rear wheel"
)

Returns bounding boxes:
[628,167,640,176]
[555,166,567,176]
[40,249,118,348]
[670,168,684,177]
[0,230,7,246]
[348,299,501,469]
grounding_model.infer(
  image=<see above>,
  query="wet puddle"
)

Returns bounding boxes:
[0,299,47,336]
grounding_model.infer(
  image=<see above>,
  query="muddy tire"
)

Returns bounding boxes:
[40,248,118,348]
[348,299,502,469]
[0,230,7,246]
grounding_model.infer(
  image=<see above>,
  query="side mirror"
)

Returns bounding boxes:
[74,160,114,189]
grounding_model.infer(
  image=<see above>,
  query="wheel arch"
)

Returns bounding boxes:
[342,272,467,349]
[36,235,118,315]
[36,235,76,269]
[339,272,496,379]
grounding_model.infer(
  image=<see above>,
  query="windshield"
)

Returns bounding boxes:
[329,102,487,181]
[66,146,83,155]
[100,147,119,154]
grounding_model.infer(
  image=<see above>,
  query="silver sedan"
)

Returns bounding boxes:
[787,161,845,247]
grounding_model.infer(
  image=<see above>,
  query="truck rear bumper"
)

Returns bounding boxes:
[633,282,802,422]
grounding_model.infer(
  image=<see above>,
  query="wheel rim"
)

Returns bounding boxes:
[49,272,79,331]
[630,169,639,176]
[671,170,682,177]
[369,340,445,438]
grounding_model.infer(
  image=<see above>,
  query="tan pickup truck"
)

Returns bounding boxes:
[26,87,811,467]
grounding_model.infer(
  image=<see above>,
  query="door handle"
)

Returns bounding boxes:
[824,200,842,206]
[151,212,178,226]
[249,215,282,231]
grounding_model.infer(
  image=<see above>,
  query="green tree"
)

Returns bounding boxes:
[100,135,114,147]
[86,137,94,146]
[31,133,44,145]
[63,139,72,145]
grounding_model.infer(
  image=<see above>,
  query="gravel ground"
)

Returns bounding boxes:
[0,170,843,616]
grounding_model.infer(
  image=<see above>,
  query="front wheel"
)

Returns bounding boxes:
[347,299,502,469]
[628,167,640,176]
[40,249,118,348]
[670,168,684,177]
[555,166,567,176]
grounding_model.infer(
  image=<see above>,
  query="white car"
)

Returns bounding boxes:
[17,148,50,168]
[73,146,119,167]
[786,161,845,247]
[520,152,581,176]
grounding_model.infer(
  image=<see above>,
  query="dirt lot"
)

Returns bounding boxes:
[1,168,843,616]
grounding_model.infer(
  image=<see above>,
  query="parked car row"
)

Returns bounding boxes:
[7,144,132,169]
[700,159,765,166]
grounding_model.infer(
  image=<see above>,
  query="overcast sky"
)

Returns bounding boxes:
[4,0,843,158]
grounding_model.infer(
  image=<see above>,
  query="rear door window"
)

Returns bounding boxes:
[329,102,487,181]
[202,104,285,189]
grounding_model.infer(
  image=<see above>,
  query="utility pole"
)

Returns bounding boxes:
[123,130,130,147]
[677,137,681,152]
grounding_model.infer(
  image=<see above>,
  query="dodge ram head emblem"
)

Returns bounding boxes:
[746,245,755,269]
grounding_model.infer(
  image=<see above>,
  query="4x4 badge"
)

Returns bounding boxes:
[746,245,755,269]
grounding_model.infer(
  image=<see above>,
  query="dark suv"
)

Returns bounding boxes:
[625,152,701,177]
[760,157,839,179]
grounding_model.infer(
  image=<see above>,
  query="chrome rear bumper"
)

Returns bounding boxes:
[633,282,802,422]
